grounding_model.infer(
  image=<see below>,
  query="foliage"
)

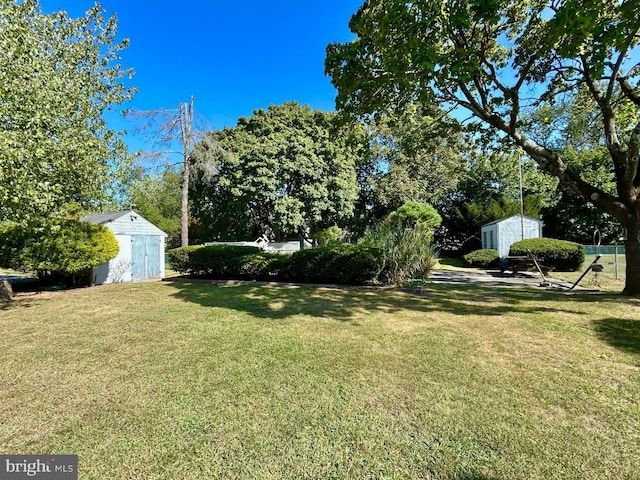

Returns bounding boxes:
[191,102,359,241]
[463,249,500,268]
[0,220,119,285]
[351,105,468,234]
[288,244,384,285]
[361,223,438,286]
[326,0,640,295]
[168,243,381,285]
[129,167,182,248]
[509,238,585,272]
[530,96,622,244]
[436,148,555,253]
[310,226,342,247]
[0,0,135,225]
[166,245,203,274]
[168,245,260,276]
[386,201,442,230]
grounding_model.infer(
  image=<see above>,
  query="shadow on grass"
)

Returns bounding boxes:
[165,277,631,323]
[592,318,640,355]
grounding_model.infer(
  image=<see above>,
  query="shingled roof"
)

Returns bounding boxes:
[80,211,130,225]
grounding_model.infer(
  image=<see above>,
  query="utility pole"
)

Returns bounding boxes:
[180,96,194,247]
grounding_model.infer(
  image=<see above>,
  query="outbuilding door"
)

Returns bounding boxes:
[131,235,162,281]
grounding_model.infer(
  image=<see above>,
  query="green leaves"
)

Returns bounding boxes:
[0,0,135,225]
[192,103,359,239]
[0,219,119,278]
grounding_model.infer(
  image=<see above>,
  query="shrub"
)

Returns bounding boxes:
[310,226,342,247]
[386,201,442,229]
[361,223,438,286]
[288,244,384,285]
[0,220,120,286]
[0,221,27,269]
[168,245,260,276]
[509,238,585,271]
[232,253,290,279]
[463,249,500,268]
[167,245,203,273]
[168,243,383,285]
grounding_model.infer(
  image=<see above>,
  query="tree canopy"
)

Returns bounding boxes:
[129,167,182,247]
[0,0,135,225]
[351,104,467,235]
[326,0,640,295]
[191,102,359,241]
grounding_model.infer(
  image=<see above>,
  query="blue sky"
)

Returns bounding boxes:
[39,0,363,155]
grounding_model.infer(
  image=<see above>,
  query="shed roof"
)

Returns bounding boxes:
[80,211,130,225]
[481,214,543,228]
[81,210,167,237]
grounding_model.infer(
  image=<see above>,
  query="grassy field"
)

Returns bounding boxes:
[546,254,627,293]
[1,280,639,479]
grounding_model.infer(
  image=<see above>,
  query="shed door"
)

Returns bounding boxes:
[131,235,162,281]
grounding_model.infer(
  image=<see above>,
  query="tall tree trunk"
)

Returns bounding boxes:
[623,221,640,296]
[180,97,194,248]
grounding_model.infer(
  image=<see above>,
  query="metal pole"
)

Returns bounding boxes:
[615,245,619,280]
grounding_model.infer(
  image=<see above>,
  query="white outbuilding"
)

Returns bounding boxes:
[80,210,167,285]
[481,214,543,258]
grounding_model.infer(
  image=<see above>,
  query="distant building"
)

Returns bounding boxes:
[481,215,543,258]
[80,211,167,284]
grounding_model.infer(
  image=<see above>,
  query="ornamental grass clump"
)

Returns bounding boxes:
[361,202,441,286]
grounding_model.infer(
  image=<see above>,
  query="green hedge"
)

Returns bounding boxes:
[509,238,585,271]
[166,245,203,273]
[288,244,384,285]
[167,245,285,279]
[168,243,384,285]
[463,248,500,268]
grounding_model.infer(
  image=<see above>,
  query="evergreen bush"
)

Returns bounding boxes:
[509,238,585,271]
[0,220,120,286]
[168,243,383,284]
[288,244,384,285]
[463,249,500,267]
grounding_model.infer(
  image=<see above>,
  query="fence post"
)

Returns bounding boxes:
[615,245,619,280]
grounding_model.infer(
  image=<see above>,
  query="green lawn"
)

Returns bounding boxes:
[545,254,627,292]
[2,280,639,479]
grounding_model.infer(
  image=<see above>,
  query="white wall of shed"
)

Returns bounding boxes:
[94,234,132,285]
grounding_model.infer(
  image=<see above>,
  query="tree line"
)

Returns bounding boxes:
[1,1,637,294]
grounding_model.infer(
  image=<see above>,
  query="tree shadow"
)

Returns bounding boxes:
[164,278,629,323]
[592,317,640,355]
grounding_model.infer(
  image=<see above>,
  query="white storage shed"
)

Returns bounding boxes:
[80,211,167,285]
[481,214,543,258]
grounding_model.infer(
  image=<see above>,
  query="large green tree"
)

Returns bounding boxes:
[527,91,622,243]
[326,0,640,295]
[191,102,359,242]
[352,104,467,236]
[129,166,182,247]
[0,0,135,225]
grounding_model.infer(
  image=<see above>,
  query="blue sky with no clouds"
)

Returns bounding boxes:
[38,0,363,155]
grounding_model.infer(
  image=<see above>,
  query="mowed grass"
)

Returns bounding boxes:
[1,280,639,479]
[549,254,627,292]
